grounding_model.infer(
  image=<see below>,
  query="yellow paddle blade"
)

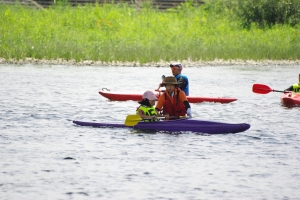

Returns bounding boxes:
[124,114,143,126]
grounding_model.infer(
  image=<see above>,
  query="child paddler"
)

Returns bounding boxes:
[136,91,169,121]
[284,74,300,93]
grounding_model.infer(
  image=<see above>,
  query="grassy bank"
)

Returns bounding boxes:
[1,2,300,63]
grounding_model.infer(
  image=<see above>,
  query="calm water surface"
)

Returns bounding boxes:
[0,64,299,200]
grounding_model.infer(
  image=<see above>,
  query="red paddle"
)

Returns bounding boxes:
[252,84,286,94]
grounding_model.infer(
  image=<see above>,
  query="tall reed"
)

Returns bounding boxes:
[1,2,299,63]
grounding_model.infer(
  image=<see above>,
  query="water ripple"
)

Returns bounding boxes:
[0,64,299,200]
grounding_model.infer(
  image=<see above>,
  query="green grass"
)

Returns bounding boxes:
[0,2,299,63]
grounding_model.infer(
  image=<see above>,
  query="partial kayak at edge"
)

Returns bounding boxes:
[281,92,300,107]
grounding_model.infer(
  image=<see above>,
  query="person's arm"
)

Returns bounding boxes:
[179,91,192,118]
[179,90,188,102]
[284,85,293,92]
[155,95,164,113]
[137,109,157,120]
[183,100,192,118]
[155,95,169,120]
[156,75,166,91]
[183,100,191,110]
[177,76,187,91]
[157,112,169,120]
[137,110,149,118]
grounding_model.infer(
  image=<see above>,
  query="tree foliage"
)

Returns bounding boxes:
[204,0,300,28]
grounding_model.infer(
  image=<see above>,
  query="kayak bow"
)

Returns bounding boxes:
[281,92,300,107]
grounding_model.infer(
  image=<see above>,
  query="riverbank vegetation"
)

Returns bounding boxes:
[1,0,300,63]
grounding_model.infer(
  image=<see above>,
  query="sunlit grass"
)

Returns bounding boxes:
[1,3,299,63]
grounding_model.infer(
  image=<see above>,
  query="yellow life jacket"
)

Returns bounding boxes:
[292,83,300,93]
[136,105,158,122]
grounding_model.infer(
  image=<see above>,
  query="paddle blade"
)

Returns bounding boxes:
[124,114,142,126]
[252,84,273,94]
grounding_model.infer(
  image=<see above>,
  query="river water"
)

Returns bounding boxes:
[0,64,299,200]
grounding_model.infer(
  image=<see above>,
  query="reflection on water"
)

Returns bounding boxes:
[0,64,299,199]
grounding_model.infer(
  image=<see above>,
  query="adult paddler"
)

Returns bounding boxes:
[157,63,189,96]
[155,76,192,118]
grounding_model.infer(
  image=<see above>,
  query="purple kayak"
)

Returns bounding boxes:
[73,118,250,134]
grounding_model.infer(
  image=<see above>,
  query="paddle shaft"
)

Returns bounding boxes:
[125,114,185,126]
[272,89,286,93]
[143,116,181,120]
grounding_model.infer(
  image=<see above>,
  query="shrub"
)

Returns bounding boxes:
[203,0,300,28]
[231,0,300,28]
